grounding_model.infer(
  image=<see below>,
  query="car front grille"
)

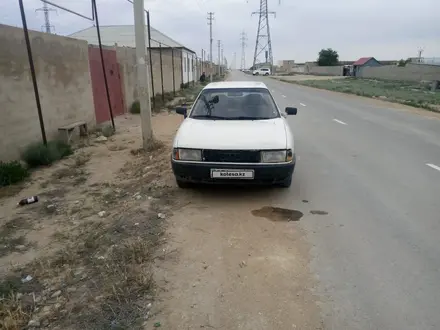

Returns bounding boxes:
[203,149,260,163]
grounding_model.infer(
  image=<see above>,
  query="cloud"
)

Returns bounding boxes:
[1,0,439,65]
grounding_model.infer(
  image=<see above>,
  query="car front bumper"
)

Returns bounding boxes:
[171,157,295,185]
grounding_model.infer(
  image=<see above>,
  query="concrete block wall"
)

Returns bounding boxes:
[358,64,440,82]
[149,48,182,95]
[0,24,95,162]
[307,65,343,76]
[115,46,139,110]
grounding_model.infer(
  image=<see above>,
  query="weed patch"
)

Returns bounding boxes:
[0,161,29,188]
[22,141,73,168]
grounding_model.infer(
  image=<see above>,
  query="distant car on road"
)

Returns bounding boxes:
[252,68,271,76]
[171,81,298,188]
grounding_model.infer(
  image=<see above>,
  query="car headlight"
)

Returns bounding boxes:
[174,148,202,161]
[261,149,293,163]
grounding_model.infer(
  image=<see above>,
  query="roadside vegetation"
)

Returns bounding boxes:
[283,77,440,112]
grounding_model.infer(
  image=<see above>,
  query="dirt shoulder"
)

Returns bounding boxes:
[153,194,324,329]
[0,113,184,329]
[1,97,323,329]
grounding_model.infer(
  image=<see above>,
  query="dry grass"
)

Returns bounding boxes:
[0,114,179,329]
[0,183,170,330]
[0,217,33,257]
[283,77,440,111]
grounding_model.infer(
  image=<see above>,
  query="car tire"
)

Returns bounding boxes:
[279,175,292,188]
[264,73,269,76]
[176,179,190,189]
[255,73,259,75]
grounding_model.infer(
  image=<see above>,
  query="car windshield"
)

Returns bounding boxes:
[189,87,280,120]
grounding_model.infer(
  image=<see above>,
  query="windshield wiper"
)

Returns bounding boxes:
[229,116,273,120]
[191,115,227,120]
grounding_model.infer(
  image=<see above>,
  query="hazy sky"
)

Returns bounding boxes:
[1,0,439,66]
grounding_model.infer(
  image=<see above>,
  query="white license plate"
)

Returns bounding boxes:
[211,169,254,179]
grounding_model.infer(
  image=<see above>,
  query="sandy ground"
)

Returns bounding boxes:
[0,110,323,329]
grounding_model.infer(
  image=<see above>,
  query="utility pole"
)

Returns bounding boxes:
[217,40,221,76]
[418,47,424,63]
[201,48,204,73]
[207,12,214,81]
[36,1,56,33]
[133,0,153,148]
[240,31,247,70]
[221,46,224,75]
[251,0,277,71]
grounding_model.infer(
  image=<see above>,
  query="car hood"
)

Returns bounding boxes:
[174,118,287,150]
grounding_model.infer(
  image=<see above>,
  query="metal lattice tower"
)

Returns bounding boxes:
[251,0,276,69]
[240,31,247,70]
[36,1,56,33]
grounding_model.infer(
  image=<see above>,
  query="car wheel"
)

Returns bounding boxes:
[255,73,259,75]
[176,179,190,189]
[264,73,269,76]
[279,175,292,188]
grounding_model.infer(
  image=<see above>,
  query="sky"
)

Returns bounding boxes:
[1,0,440,67]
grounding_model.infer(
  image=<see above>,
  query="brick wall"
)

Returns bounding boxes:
[0,24,95,161]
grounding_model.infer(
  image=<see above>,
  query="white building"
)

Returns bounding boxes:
[69,25,197,83]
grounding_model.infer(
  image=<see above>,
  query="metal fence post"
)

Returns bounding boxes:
[146,11,155,109]
[19,0,47,145]
[159,43,164,102]
[171,48,176,96]
[192,54,195,86]
[180,50,184,89]
[187,54,190,86]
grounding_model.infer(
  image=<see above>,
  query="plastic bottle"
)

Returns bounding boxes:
[18,196,39,206]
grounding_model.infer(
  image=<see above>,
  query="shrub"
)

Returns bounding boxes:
[130,100,140,114]
[22,140,73,168]
[0,161,29,187]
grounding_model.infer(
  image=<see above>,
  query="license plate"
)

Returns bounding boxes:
[211,169,254,179]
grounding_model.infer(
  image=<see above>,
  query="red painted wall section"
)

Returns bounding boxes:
[88,47,125,124]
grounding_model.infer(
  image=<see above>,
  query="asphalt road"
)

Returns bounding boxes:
[229,71,440,330]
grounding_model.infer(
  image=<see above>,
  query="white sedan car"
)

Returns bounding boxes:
[171,81,297,188]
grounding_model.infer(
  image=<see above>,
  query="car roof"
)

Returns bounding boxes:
[202,81,268,90]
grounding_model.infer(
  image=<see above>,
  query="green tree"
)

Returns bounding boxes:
[317,48,339,66]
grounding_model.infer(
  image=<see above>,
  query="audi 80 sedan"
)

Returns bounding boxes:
[171,81,297,188]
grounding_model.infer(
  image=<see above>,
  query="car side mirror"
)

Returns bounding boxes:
[285,107,297,115]
[176,106,187,118]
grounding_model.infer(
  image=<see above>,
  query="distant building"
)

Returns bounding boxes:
[69,25,197,84]
[352,57,381,76]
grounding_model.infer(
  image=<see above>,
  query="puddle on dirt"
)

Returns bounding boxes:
[310,210,329,215]
[251,206,303,222]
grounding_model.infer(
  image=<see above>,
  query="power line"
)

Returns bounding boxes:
[207,12,214,81]
[240,31,247,70]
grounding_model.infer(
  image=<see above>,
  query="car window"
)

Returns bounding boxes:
[261,69,268,71]
[189,87,280,120]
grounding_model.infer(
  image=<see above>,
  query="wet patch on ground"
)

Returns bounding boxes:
[310,210,329,215]
[252,206,303,222]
